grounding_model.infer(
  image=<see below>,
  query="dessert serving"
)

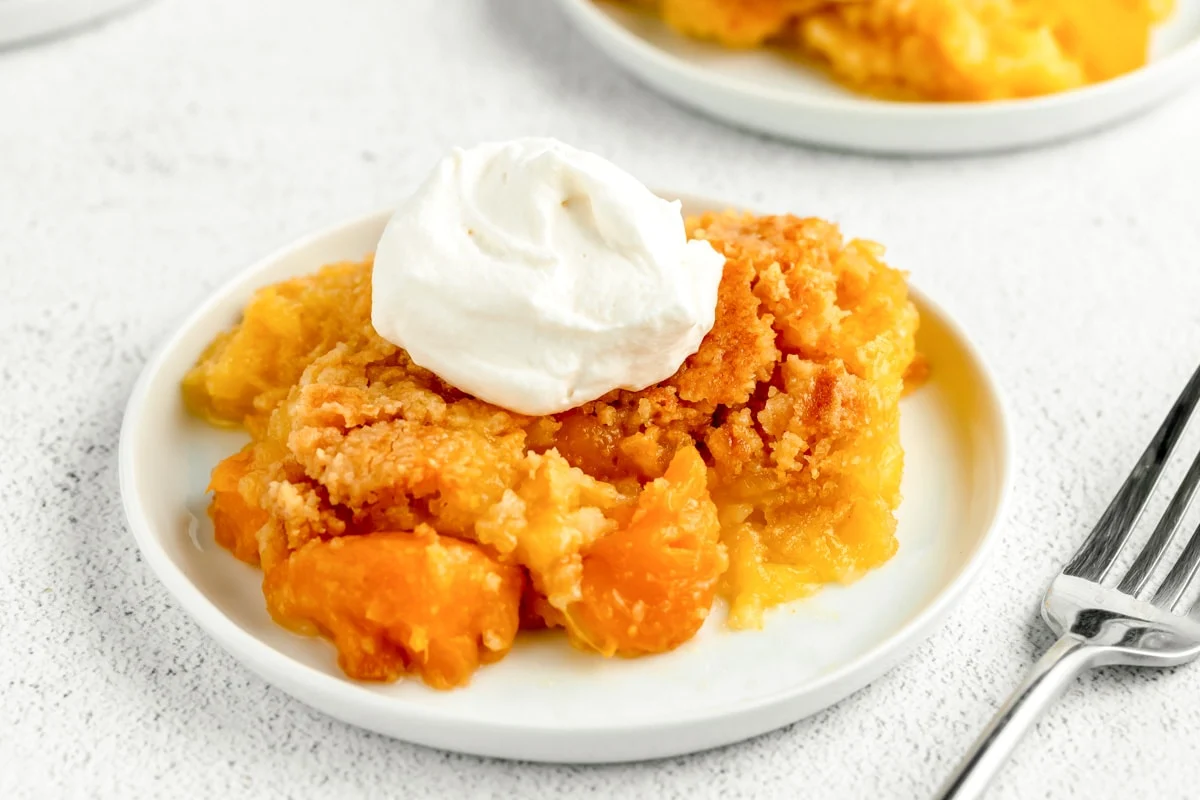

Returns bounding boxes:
[183,139,919,689]
[614,0,1175,101]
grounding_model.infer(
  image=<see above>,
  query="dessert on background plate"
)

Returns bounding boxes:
[183,138,919,689]
[615,0,1176,101]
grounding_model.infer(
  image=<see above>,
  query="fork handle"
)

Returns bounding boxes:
[935,635,1098,799]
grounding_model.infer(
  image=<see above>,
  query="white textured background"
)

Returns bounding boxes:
[3,1,1200,798]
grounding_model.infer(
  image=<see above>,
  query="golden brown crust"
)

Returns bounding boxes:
[625,0,1170,101]
[193,210,918,684]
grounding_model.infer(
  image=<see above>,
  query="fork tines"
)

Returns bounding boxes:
[1063,363,1200,612]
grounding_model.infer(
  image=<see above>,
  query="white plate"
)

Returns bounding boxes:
[0,0,145,47]
[119,195,1013,763]
[555,0,1200,155]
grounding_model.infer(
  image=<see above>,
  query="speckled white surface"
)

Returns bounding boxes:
[3,1,1200,797]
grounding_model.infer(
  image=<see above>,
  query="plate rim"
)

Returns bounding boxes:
[556,0,1200,118]
[0,0,147,48]
[118,201,1015,743]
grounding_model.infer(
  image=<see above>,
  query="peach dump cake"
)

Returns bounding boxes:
[183,140,918,688]
[615,0,1174,101]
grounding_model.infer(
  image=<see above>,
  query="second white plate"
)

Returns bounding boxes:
[556,0,1200,155]
[120,195,1013,763]
[0,0,145,47]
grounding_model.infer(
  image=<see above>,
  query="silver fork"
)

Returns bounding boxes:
[937,363,1200,799]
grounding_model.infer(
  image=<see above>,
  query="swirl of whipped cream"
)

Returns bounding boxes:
[371,138,725,416]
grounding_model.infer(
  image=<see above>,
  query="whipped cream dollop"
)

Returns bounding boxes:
[371,138,725,416]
